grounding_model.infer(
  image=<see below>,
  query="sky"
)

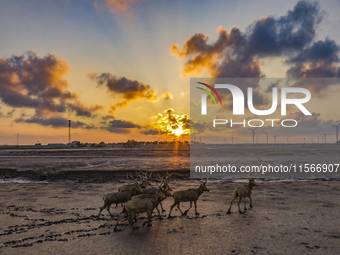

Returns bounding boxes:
[0,0,340,145]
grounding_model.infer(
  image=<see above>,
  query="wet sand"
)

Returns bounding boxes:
[1,180,339,254]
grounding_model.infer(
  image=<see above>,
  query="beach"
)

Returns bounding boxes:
[0,145,340,254]
[1,180,339,254]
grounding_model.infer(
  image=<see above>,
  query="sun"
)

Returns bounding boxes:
[148,108,190,138]
[171,128,184,137]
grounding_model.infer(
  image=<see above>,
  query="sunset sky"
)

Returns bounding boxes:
[1,0,340,144]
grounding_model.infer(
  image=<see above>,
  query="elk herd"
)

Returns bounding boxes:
[97,171,256,231]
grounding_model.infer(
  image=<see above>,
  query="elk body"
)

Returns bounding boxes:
[97,191,132,217]
[118,184,143,196]
[141,183,172,216]
[142,180,172,212]
[114,190,166,231]
[168,180,209,217]
[227,178,256,214]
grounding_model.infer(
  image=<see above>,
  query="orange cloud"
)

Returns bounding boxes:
[170,26,232,76]
[88,72,160,113]
[0,51,102,130]
[94,0,137,14]
[160,91,173,100]
[141,108,190,137]
[68,100,103,117]
[0,51,79,117]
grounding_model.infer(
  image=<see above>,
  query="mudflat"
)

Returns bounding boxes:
[1,180,339,254]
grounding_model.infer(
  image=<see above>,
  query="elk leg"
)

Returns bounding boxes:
[227,196,237,214]
[243,197,247,211]
[147,209,152,226]
[184,201,192,215]
[177,202,185,215]
[128,212,135,229]
[107,203,113,217]
[168,202,176,218]
[114,211,127,231]
[160,202,166,212]
[98,206,105,218]
[237,197,243,213]
[249,196,253,208]
[143,209,152,226]
[155,205,162,218]
[194,200,199,215]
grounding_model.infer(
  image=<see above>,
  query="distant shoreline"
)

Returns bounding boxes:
[1,144,339,183]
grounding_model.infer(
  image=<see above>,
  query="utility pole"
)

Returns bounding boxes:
[69,120,71,144]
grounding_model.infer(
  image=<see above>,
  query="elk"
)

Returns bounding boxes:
[97,191,132,218]
[114,189,166,231]
[117,172,151,196]
[140,180,172,216]
[168,179,209,217]
[141,173,172,212]
[227,178,256,214]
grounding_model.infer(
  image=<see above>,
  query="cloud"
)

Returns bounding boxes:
[102,115,115,120]
[160,91,173,100]
[191,121,207,134]
[143,108,190,137]
[171,1,339,95]
[164,108,174,114]
[286,38,340,84]
[140,129,160,135]
[265,79,283,93]
[6,109,15,118]
[151,113,162,119]
[68,101,103,117]
[0,51,98,117]
[102,118,141,133]
[14,116,95,129]
[94,0,137,14]
[0,109,15,118]
[88,72,158,112]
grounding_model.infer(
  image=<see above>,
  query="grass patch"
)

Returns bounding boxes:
[266,151,294,156]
